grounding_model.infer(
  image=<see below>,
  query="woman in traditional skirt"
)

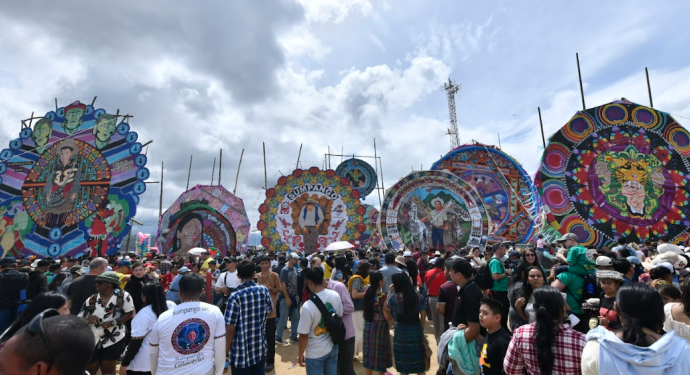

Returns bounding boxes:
[362,271,392,375]
[384,272,427,375]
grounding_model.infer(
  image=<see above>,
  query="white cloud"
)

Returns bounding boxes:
[369,33,386,52]
[297,0,374,23]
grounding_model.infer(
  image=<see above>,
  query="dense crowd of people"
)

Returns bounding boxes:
[3,232,690,374]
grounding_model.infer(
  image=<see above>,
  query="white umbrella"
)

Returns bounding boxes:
[325,241,355,252]
[187,247,207,256]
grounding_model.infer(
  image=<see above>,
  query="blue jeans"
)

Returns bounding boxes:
[230,356,265,375]
[0,308,16,334]
[275,296,299,341]
[432,227,445,248]
[305,344,338,375]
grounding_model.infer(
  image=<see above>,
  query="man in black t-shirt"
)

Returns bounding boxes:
[450,259,485,342]
[66,258,107,314]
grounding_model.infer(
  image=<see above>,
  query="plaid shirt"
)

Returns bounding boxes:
[225,280,273,368]
[159,259,172,276]
[503,323,585,375]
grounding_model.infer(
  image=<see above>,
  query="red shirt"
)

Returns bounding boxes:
[504,323,585,375]
[425,268,446,297]
[162,273,174,291]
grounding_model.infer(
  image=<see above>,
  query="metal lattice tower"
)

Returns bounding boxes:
[444,78,461,149]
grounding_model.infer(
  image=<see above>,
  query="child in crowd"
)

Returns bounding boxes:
[479,298,511,375]
[554,234,596,277]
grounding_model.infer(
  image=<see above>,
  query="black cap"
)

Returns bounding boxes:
[0,258,16,265]
[226,256,237,263]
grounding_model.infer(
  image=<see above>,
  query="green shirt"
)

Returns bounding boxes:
[566,245,595,277]
[489,257,508,292]
[557,271,583,314]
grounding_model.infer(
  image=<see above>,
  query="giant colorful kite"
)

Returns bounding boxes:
[0,101,147,258]
[258,167,364,254]
[157,185,250,257]
[335,158,377,199]
[357,204,383,249]
[431,143,539,243]
[379,170,491,252]
[535,99,690,247]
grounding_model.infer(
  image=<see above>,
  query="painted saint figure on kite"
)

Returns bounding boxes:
[258,167,364,254]
[536,99,690,247]
[379,170,491,252]
[0,100,148,258]
[431,143,539,243]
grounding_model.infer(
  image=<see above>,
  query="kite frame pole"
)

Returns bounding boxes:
[233,148,244,194]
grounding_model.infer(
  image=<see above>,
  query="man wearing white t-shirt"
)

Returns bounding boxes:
[297,267,343,375]
[215,257,240,313]
[149,274,226,375]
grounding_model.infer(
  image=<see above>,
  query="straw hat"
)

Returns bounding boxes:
[596,270,624,282]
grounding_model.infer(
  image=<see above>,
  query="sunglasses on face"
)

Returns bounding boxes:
[27,308,60,372]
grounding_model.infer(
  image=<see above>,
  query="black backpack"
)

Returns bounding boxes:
[310,294,346,346]
[581,272,599,301]
[475,263,494,290]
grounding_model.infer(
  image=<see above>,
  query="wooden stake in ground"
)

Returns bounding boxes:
[263,142,268,190]
[233,148,244,194]
[159,161,164,218]
[645,67,654,108]
[211,157,216,185]
[576,53,586,110]
[538,107,546,148]
[296,144,302,170]
[219,149,223,186]
[186,155,193,191]
[373,138,382,207]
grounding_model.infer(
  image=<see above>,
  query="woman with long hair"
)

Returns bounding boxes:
[662,278,690,342]
[362,271,392,375]
[119,283,175,375]
[509,266,546,332]
[583,283,690,374]
[331,255,349,282]
[384,272,426,375]
[504,285,585,375]
[522,249,542,269]
[0,292,69,344]
[349,262,370,357]
[405,259,419,289]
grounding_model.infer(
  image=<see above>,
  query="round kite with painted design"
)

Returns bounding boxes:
[0,101,147,258]
[535,99,690,247]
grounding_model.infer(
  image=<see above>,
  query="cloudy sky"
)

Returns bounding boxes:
[2,0,690,238]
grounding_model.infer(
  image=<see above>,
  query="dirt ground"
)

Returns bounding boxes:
[271,322,441,375]
[114,321,442,375]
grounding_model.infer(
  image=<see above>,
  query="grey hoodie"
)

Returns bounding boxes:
[584,325,690,375]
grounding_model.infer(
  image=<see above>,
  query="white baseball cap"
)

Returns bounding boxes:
[403,250,412,257]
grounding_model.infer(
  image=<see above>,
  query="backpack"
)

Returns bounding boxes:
[310,294,346,346]
[475,263,494,290]
[581,272,599,302]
